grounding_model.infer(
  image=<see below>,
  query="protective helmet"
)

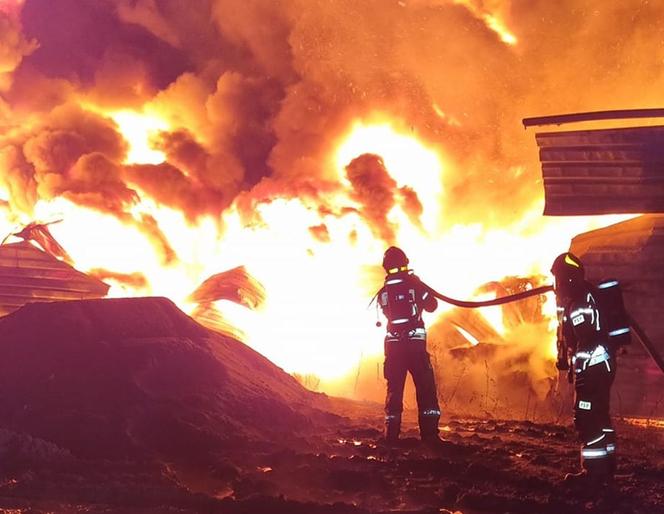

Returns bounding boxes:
[550,252,584,279]
[551,252,584,299]
[382,246,409,272]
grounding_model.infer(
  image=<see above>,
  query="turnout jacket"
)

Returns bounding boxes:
[559,281,613,372]
[378,270,437,335]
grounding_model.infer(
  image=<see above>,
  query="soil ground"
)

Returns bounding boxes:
[0,406,662,514]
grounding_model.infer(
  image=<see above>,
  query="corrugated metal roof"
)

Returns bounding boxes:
[535,125,664,215]
[0,241,109,316]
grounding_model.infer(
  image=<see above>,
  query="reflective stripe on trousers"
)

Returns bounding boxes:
[581,428,616,462]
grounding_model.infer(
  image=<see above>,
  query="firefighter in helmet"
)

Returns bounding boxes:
[377,246,441,443]
[552,252,617,485]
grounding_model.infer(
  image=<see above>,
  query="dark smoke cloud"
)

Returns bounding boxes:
[125,161,228,220]
[61,153,137,214]
[0,143,38,214]
[20,0,192,95]
[399,186,424,229]
[0,0,503,225]
[9,104,130,212]
[146,71,284,204]
[3,68,76,115]
[154,130,208,180]
[210,0,295,82]
[205,71,283,187]
[345,154,399,243]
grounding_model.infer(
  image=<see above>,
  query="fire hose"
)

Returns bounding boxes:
[370,283,554,328]
[369,283,554,310]
[426,284,553,308]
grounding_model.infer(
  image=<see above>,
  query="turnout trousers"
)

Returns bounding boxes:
[383,328,440,441]
[573,344,616,480]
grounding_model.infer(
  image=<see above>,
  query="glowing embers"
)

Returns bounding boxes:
[109,110,169,165]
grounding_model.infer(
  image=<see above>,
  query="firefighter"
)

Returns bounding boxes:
[551,252,617,485]
[377,246,441,443]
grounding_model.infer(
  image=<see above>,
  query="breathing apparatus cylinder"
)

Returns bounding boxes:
[596,279,631,348]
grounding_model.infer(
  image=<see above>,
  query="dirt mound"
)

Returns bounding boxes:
[0,297,334,463]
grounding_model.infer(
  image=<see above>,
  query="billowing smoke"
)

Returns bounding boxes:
[345,154,400,242]
[344,154,427,242]
[3,0,663,233]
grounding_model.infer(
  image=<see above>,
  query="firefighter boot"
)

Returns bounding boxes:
[582,458,614,488]
[418,409,441,443]
[385,413,401,443]
[566,445,614,488]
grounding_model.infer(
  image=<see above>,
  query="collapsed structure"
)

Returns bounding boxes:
[0,223,109,316]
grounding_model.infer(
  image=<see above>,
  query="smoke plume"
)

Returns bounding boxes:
[2,0,663,234]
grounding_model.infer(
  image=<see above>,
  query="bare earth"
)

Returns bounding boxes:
[0,409,662,514]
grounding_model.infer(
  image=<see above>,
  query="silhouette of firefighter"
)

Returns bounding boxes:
[552,252,631,485]
[377,246,441,443]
